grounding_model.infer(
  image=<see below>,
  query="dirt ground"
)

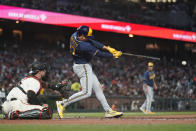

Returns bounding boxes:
[0,114,196,125]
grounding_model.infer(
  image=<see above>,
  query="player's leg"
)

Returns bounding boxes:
[92,73,111,111]
[8,100,52,119]
[9,107,52,120]
[140,86,147,113]
[145,86,151,113]
[146,86,154,114]
[92,73,123,118]
[149,88,155,113]
[56,64,93,118]
[140,100,147,113]
[151,88,154,103]
[62,64,93,106]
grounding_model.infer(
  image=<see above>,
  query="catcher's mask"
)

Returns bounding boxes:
[29,62,49,75]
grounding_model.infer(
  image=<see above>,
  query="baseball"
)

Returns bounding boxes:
[182,61,187,66]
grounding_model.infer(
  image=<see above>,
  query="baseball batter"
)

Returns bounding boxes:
[56,25,123,118]
[1,62,52,119]
[140,62,157,114]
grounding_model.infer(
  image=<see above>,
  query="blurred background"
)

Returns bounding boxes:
[0,0,196,112]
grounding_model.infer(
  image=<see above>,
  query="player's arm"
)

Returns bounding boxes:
[89,39,105,49]
[89,39,121,58]
[153,79,158,90]
[82,43,113,58]
[84,43,122,58]
[26,78,45,106]
[27,90,42,105]
[91,48,113,58]
[88,39,113,51]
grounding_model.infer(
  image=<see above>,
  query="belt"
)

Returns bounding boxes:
[74,62,89,64]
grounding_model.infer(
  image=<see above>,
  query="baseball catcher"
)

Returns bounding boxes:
[1,62,69,119]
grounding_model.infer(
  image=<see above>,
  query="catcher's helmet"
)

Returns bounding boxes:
[29,62,48,75]
[77,25,93,38]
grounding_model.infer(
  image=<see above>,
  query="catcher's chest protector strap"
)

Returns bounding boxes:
[16,86,27,94]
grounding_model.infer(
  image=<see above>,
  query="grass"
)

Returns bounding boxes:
[52,111,196,118]
[0,124,196,131]
[1,111,196,119]
[0,112,196,131]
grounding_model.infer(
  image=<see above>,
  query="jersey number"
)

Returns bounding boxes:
[70,37,78,55]
[70,44,76,55]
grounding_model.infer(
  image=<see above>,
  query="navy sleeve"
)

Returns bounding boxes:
[80,43,113,58]
[89,39,104,49]
[143,72,148,84]
[95,50,113,58]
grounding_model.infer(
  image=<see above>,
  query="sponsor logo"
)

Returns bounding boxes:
[8,12,47,21]
[40,14,47,21]
[173,33,196,41]
[101,24,131,32]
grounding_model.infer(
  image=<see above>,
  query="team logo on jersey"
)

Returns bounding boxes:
[149,74,155,79]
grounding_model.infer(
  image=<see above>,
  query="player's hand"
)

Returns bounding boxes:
[113,51,122,58]
[55,81,67,90]
[61,80,67,85]
[42,104,48,108]
[106,46,117,54]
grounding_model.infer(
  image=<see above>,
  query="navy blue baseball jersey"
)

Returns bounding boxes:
[70,32,113,64]
[143,70,155,87]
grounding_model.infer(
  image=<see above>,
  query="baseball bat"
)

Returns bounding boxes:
[122,52,160,61]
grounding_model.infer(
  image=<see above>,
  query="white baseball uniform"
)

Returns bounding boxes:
[2,76,44,115]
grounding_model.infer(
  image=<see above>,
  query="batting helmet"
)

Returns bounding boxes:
[29,62,48,75]
[77,25,93,38]
[148,62,154,67]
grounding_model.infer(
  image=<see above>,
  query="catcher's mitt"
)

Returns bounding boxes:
[55,80,72,98]
[48,80,72,98]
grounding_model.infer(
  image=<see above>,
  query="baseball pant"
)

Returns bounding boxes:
[62,63,111,112]
[141,85,154,112]
[2,99,44,115]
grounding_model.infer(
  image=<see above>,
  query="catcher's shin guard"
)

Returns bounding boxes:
[9,107,53,120]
